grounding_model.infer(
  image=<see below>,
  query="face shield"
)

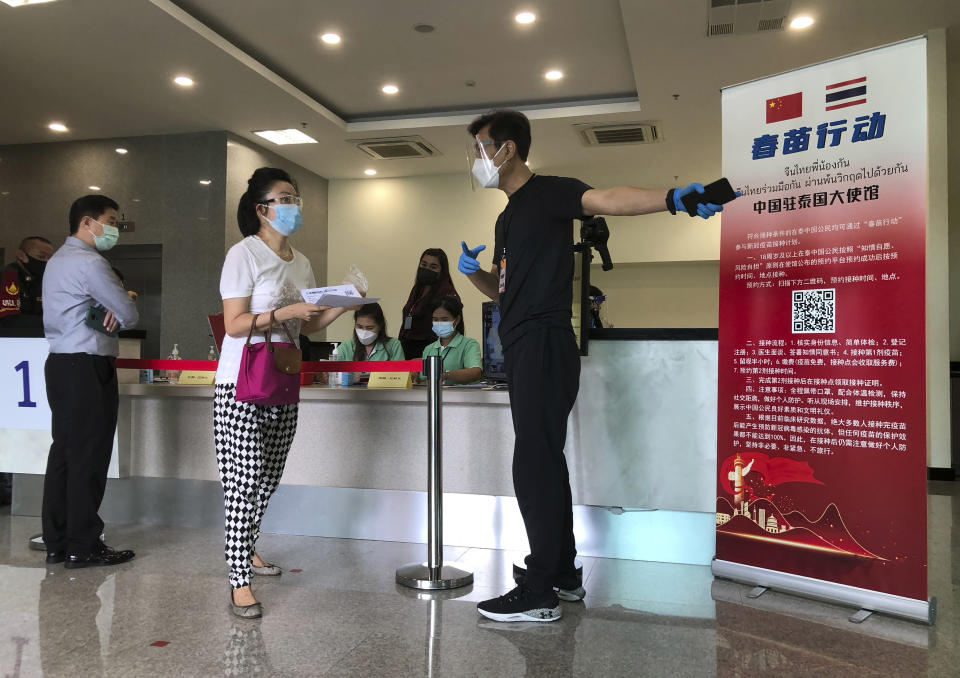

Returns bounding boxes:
[467,135,507,191]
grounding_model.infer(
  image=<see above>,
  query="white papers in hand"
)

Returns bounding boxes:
[301,284,378,307]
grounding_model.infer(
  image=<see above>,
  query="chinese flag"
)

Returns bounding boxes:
[765,92,803,124]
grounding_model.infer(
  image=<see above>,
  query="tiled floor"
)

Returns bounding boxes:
[1,483,955,677]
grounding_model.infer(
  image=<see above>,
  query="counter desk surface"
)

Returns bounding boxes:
[118,333,718,513]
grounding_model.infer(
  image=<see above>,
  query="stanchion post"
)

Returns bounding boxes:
[396,355,473,590]
[427,353,443,574]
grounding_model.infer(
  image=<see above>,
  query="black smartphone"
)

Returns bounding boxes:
[85,306,119,336]
[681,177,738,216]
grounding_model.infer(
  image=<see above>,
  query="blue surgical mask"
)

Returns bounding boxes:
[432,321,456,339]
[266,204,303,236]
[92,221,119,251]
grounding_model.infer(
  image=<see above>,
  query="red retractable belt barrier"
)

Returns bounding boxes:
[114,359,423,373]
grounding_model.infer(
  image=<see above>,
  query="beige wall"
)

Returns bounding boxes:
[326,173,511,348]
[325,170,722,348]
[948,25,960,362]
[590,261,719,329]
[928,29,952,468]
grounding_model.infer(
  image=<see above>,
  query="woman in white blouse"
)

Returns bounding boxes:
[215,167,349,619]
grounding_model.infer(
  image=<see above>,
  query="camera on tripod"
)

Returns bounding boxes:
[575,216,613,271]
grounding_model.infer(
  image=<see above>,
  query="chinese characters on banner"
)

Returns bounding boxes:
[718,39,928,602]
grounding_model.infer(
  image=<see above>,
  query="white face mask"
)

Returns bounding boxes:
[356,328,378,346]
[471,143,507,189]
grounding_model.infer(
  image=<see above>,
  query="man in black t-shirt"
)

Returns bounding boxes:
[459,109,732,623]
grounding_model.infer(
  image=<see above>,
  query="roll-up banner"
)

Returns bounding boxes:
[715,38,931,623]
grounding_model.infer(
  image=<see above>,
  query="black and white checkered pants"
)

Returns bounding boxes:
[214,384,298,589]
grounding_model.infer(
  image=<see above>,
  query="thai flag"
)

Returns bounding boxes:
[825,76,867,111]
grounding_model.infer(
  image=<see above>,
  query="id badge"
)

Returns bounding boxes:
[498,256,507,294]
[404,315,413,330]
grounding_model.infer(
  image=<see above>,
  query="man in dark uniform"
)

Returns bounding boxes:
[459,109,732,623]
[0,236,54,329]
[0,236,54,505]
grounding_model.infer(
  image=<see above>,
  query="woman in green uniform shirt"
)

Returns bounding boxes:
[335,303,404,381]
[417,296,482,385]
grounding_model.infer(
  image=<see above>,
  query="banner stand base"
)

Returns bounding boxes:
[712,559,935,626]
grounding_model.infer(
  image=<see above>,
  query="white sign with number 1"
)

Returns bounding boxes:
[0,338,119,476]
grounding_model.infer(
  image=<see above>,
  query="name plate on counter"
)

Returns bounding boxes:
[177,371,216,385]
[368,372,412,389]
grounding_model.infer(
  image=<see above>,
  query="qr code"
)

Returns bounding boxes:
[792,289,835,333]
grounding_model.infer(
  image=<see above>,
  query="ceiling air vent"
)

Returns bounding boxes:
[351,136,440,160]
[707,0,790,37]
[577,122,661,147]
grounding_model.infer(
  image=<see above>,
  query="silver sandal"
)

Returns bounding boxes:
[251,560,282,576]
[229,587,262,619]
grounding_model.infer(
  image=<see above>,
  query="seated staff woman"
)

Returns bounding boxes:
[417,296,482,385]
[398,248,460,359]
[334,303,404,380]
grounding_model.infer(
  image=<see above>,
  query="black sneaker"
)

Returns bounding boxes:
[65,542,135,569]
[516,574,586,602]
[477,585,561,623]
[45,550,66,564]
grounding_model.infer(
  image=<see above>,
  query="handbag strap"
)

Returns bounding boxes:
[269,309,298,345]
[245,313,261,347]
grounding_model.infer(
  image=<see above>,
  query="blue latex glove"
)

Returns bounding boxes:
[458,241,486,275]
[673,182,706,216]
[674,184,743,219]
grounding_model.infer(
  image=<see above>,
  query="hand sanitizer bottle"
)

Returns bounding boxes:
[168,343,182,383]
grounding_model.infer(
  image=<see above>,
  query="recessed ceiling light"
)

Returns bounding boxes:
[382,84,399,95]
[364,169,377,176]
[320,32,341,44]
[413,23,435,33]
[515,11,536,24]
[115,147,128,154]
[88,186,101,191]
[544,70,563,80]
[48,122,68,132]
[790,16,814,29]
[253,128,319,145]
[173,75,194,87]
[132,198,141,202]
[1,0,58,6]
[199,179,212,185]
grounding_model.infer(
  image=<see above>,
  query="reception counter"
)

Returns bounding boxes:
[5,329,719,565]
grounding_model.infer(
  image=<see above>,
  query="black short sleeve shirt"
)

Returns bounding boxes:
[491,175,591,349]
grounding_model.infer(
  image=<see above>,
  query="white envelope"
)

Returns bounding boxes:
[301,284,379,307]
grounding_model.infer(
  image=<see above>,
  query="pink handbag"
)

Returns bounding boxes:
[235,310,302,406]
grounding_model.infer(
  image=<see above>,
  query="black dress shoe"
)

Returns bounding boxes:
[65,543,135,569]
[45,550,66,564]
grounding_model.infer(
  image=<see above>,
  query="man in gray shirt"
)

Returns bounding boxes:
[42,194,138,568]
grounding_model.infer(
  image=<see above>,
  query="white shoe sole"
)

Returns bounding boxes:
[477,606,562,623]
